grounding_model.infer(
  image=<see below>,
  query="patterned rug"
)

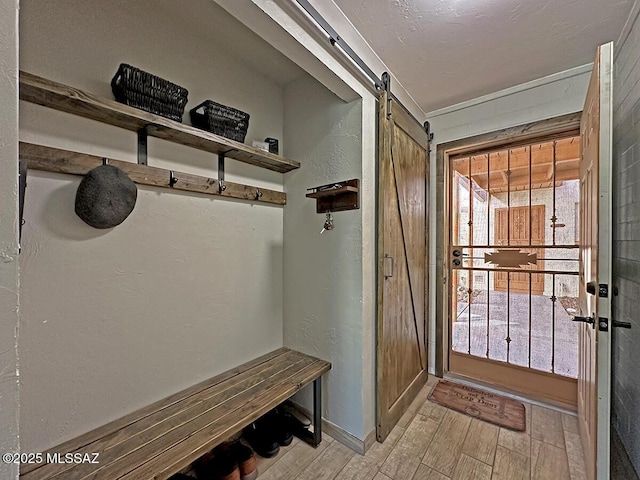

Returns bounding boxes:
[428,380,526,431]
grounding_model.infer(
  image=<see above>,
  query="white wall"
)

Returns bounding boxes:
[217,0,380,442]
[426,65,591,373]
[19,0,287,453]
[282,75,367,439]
[0,0,20,478]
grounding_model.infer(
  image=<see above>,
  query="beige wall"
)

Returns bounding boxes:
[19,0,287,453]
[0,0,20,477]
[283,75,368,439]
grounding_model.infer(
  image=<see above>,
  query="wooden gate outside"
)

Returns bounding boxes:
[494,205,545,295]
[376,90,430,442]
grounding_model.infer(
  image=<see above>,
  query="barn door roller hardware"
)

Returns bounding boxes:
[294,0,430,136]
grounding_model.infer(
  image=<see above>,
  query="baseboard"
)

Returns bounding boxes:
[364,429,377,452]
[292,403,371,455]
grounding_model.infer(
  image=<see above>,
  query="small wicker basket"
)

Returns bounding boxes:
[111,64,189,122]
[190,100,250,143]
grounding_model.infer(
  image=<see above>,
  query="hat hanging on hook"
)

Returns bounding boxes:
[75,163,137,229]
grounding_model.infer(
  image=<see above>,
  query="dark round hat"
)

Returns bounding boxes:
[75,164,137,229]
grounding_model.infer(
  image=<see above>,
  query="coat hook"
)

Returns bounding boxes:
[219,181,227,193]
[256,189,263,200]
[102,157,109,165]
[169,171,178,188]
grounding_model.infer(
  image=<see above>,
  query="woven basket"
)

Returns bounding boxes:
[111,64,189,122]
[190,100,250,142]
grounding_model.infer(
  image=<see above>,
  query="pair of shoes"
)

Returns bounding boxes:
[244,409,294,458]
[196,441,258,480]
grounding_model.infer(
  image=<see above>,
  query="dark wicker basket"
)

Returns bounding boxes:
[111,64,189,122]
[190,100,250,142]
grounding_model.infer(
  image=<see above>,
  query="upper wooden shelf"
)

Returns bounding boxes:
[305,185,358,199]
[19,71,300,174]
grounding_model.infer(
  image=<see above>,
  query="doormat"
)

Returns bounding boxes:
[428,380,526,431]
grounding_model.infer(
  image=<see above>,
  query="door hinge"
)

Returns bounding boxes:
[598,317,608,332]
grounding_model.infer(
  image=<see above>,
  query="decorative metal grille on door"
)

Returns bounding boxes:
[449,136,581,378]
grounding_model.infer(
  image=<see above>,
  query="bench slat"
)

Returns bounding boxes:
[24,349,305,480]
[122,359,331,480]
[79,357,324,480]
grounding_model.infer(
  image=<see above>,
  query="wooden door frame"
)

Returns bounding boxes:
[434,113,582,377]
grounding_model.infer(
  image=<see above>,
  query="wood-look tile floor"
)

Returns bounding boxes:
[256,378,587,480]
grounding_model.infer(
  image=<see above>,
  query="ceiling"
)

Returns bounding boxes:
[333,0,633,113]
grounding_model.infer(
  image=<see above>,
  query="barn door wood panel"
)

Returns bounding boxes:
[494,205,545,294]
[577,42,613,480]
[376,91,429,442]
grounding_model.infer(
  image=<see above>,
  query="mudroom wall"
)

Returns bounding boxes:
[18,0,304,453]
[282,75,371,441]
[0,0,20,479]
[612,0,640,472]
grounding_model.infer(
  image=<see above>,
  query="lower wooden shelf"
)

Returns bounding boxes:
[19,143,286,206]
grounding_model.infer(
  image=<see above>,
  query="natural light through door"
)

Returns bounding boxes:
[448,135,581,405]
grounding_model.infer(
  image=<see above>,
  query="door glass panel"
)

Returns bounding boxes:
[488,271,507,363]
[554,274,580,377]
[507,273,531,368]
[452,270,470,354]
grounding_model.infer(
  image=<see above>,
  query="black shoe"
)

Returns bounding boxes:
[262,409,294,446]
[244,422,280,458]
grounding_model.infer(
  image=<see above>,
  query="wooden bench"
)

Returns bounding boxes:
[21,348,331,480]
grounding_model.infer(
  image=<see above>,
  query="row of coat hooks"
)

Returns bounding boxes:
[20,142,286,207]
[97,154,266,200]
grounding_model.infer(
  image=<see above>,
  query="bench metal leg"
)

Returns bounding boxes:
[311,377,322,447]
[294,378,323,448]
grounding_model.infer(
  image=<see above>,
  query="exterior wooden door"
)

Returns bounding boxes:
[577,42,613,480]
[376,90,429,442]
[494,205,545,294]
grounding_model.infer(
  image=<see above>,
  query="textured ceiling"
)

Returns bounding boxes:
[333,0,633,112]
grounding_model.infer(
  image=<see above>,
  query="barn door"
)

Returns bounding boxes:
[576,42,613,480]
[376,90,429,441]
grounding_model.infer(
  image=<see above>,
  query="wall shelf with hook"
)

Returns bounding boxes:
[306,179,359,213]
[19,143,287,206]
[19,71,300,173]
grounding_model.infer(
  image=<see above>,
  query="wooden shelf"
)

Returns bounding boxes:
[305,185,358,199]
[306,179,360,213]
[19,71,300,174]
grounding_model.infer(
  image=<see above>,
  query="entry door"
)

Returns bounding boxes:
[577,42,613,480]
[494,205,545,294]
[376,91,429,442]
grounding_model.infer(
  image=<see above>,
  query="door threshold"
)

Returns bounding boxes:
[443,372,577,415]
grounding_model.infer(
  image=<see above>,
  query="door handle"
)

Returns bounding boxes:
[612,320,632,329]
[384,254,394,279]
[586,281,597,295]
[573,315,595,325]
